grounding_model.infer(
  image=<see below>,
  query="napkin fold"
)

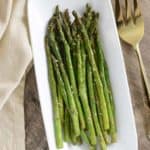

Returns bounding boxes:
[0,0,32,149]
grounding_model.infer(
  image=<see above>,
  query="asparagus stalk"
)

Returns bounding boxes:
[70,120,78,145]
[87,63,107,150]
[53,56,70,112]
[64,110,71,142]
[80,130,90,145]
[94,83,111,144]
[104,61,116,115]
[56,18,86,130]
[104,59,117,142]
[94,27,117,142]
[71,22,78,80]
[47,24,80,137]
[76,36,96,145]
[72,11,109,130]
[72,47,77,81]
[87,11,117,142]
[45,37,63,148]
[57,85,64,124]
[80,40,86,84]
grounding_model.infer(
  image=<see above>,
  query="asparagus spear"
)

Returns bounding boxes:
[94,27,117,142]
[86,11,117,142]
[83,14,105,146]
[72,11,109,130]
[84,14,101,136]
[76,36,96,145]
[62,15,78,88]
[87,63,106,150]
[45,37,63,148]
[104,59,117,142]
[47,24,80,137]
[87,11,117,142]
[56,18,86,130]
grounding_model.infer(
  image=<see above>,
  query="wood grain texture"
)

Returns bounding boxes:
[24,68,48,150]
[24,0,150,149]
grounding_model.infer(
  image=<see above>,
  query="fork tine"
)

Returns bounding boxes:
[115,0,124,25]
[133,0,142,18]
[125,0,132,21]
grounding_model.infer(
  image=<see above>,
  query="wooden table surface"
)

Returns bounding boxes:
[24,0,150,149]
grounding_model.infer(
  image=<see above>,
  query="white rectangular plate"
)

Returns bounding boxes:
[28,0,138,149]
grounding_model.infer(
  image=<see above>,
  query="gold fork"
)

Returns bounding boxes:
[115,0,150,104]
[115,0,150,139]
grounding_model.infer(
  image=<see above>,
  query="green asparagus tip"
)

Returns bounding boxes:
[86,3,92,12]
[60,11,63,18]
[64,9,69,17]
[72,11,81,26]
[55,5,60,15]
[72,10,78,19]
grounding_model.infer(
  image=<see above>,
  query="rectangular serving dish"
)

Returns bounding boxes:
[28,0,138,149]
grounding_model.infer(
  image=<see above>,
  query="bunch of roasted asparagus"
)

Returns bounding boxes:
[45,4,117,150]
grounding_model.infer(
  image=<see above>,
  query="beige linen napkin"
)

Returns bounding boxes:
[0,0,32,149]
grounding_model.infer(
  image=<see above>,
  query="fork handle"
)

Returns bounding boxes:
[135,45,150,103]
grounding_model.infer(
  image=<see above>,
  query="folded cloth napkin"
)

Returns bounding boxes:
[0,0,32,149]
